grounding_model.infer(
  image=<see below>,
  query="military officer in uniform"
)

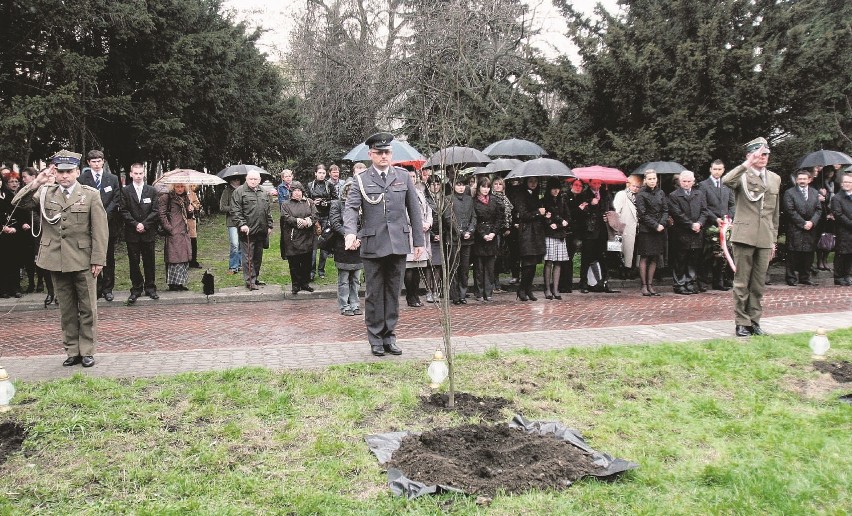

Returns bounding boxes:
[722,137,781,337]
[343,132,425,357]
[12,151,109,367]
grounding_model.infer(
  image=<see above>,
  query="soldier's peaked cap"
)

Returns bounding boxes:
[744,137,770,154]
[365,132,394,150]
[51,150,82,170]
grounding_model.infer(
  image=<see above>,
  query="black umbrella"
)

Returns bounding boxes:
[342,139,426,165]
[633,161,686,175]
[217,164,272,180]
[797,150,852,169]
[484,158,523,175]
[482,138,548,158]
[423,146,492,169]
[504,158,575,179]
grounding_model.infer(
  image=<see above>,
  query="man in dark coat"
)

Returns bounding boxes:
[78,149,121,301]
[231,170,274,290]
[783,170,822,286]
[668,170,710,294]
[343,132,425,357]
[831,172,852,285]
[577,179,615,293]
[700,159,736,290]
[119,163,160,303]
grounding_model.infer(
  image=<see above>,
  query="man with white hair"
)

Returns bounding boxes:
[667,170,710,294]
[231,170,273,290]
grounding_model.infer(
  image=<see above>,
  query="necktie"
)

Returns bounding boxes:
[715,179,720,189]
[380,171,386,183]
[801,187,807,200]
[63,188,70,198]
[94,173,101,189]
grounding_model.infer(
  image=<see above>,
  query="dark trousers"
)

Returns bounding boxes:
[473,255,496,299]
[362,254,406,347]
[311,216,329,276]
[287,253,312,290]
[507,228,521,279]
[97,218,118,294]
[449,244,472,302]
[558,237,578,292]
[579,238,607,287]
[702,246,732,288]
[834,252,851,280]
[785,250,814,284]
[127,240,156,295]
[240,234,265,285]
[672,246,702,288]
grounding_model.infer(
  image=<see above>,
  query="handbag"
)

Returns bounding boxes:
[817,232,835,251]
[316,221,339,252]
[606,234,623,252]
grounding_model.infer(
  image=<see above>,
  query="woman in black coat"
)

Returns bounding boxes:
[542,179,571,299]
[444,177,476,305]
[830,174,852,285]
[0,171,25,298]
[634,170,668,296]
[472,177,504,301]
[329,180,363,315]
[280,182,318,294]
[513,177,546,301]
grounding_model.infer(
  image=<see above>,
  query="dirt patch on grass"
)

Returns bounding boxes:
[813,360,852,383]
[0,421,27,465]
[419,392,514,422]
[387,423,599,495]
[783,374,843,399]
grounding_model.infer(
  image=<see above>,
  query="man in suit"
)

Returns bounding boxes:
[78,149,120,301]
[783,170,822,286]
[700,159,736,290]
[120,163,160,303]
[343,132,425,357]
[668,170,710,294]
[12,150,108,367]
[722,137,781,337]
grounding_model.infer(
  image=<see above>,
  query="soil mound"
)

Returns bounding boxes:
[388,423,598,495]
[420,392,513,421]
[0,421,27,465]
[813,360,852,383]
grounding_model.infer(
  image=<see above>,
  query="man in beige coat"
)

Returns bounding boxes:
[13,151,108,367]
[721,137,781,337]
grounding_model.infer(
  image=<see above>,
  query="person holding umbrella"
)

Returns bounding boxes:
[542,178,571,299]
[514,177,546,300]
[158,183,193,291]
[577,179,615,293]
[231,170,274,290]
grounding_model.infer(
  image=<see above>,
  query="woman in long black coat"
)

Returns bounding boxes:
[542,179,571,299]
[280,182,318,294]
[514,177,546,301]
[472,177,504,302]
[0,171,25,298]
[634,170,668,296]
[829,175,852,285]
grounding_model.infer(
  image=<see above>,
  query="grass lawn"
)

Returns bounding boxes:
[1,330,850,514]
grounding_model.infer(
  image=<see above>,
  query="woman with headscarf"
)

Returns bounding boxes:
[542,178,571,299]
[612,175,641,275]
[635,170,668,296]
[280,181,318,295]
[514,177,546,301]
[158,183,193,291]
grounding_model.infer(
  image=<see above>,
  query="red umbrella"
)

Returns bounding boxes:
[571,165,628,184]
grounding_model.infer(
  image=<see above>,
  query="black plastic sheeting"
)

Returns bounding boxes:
[365,414,639,499]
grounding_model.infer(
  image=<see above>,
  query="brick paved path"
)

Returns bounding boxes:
[1,284,850,382]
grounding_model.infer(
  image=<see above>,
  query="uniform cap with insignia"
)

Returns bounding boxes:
[744,137,770,154]
[365,132,394,150]
[51,150,83,170]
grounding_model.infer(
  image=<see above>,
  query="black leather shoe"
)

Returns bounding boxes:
[44,294,55,308]
[580,288,589,294]
[81,356,95,367]
[147,291,159,300]
[63,356,82,366]
[371,344,385,356]
[786,281,798,286]
[516,293,528,301]
[255,280,267,286]
[526,293,537,301]
[291,288,300,295]
[383,342,403,355]
[103,291,114,302]
[127,293,139,304]
[735,325,752,337]
[603,286,620,294]
[750,323,767,336]
[302,285,314,292]
[800,280,818,286]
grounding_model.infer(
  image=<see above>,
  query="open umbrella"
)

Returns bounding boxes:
[423,146,492,169]
[217,164,272,180]
[154,169,225,186]
[797,150,852,169]
[343,139,426,168]
[482,138,547,158]
[572,165,628,185]
[505,158,575,179]
[633,161,686,175]
[484,158,523,175]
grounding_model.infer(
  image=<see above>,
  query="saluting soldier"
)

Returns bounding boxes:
[12,151,109,367]
[721,137,781,337]
[343,132,425,357]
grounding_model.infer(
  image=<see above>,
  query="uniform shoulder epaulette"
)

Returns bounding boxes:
[80,185,99,192]
[393,166,408,174]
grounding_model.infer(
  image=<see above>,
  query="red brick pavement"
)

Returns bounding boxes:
[3,286,850,357]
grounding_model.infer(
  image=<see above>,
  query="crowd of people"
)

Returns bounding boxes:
[2,137,851,363]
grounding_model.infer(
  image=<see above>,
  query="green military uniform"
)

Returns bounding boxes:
[721,138,781,330]
[13,162,108,360]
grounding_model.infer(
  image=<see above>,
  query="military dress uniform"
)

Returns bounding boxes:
[13,152,108,364]
[721,138,781,335]
[343,133,424,356]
